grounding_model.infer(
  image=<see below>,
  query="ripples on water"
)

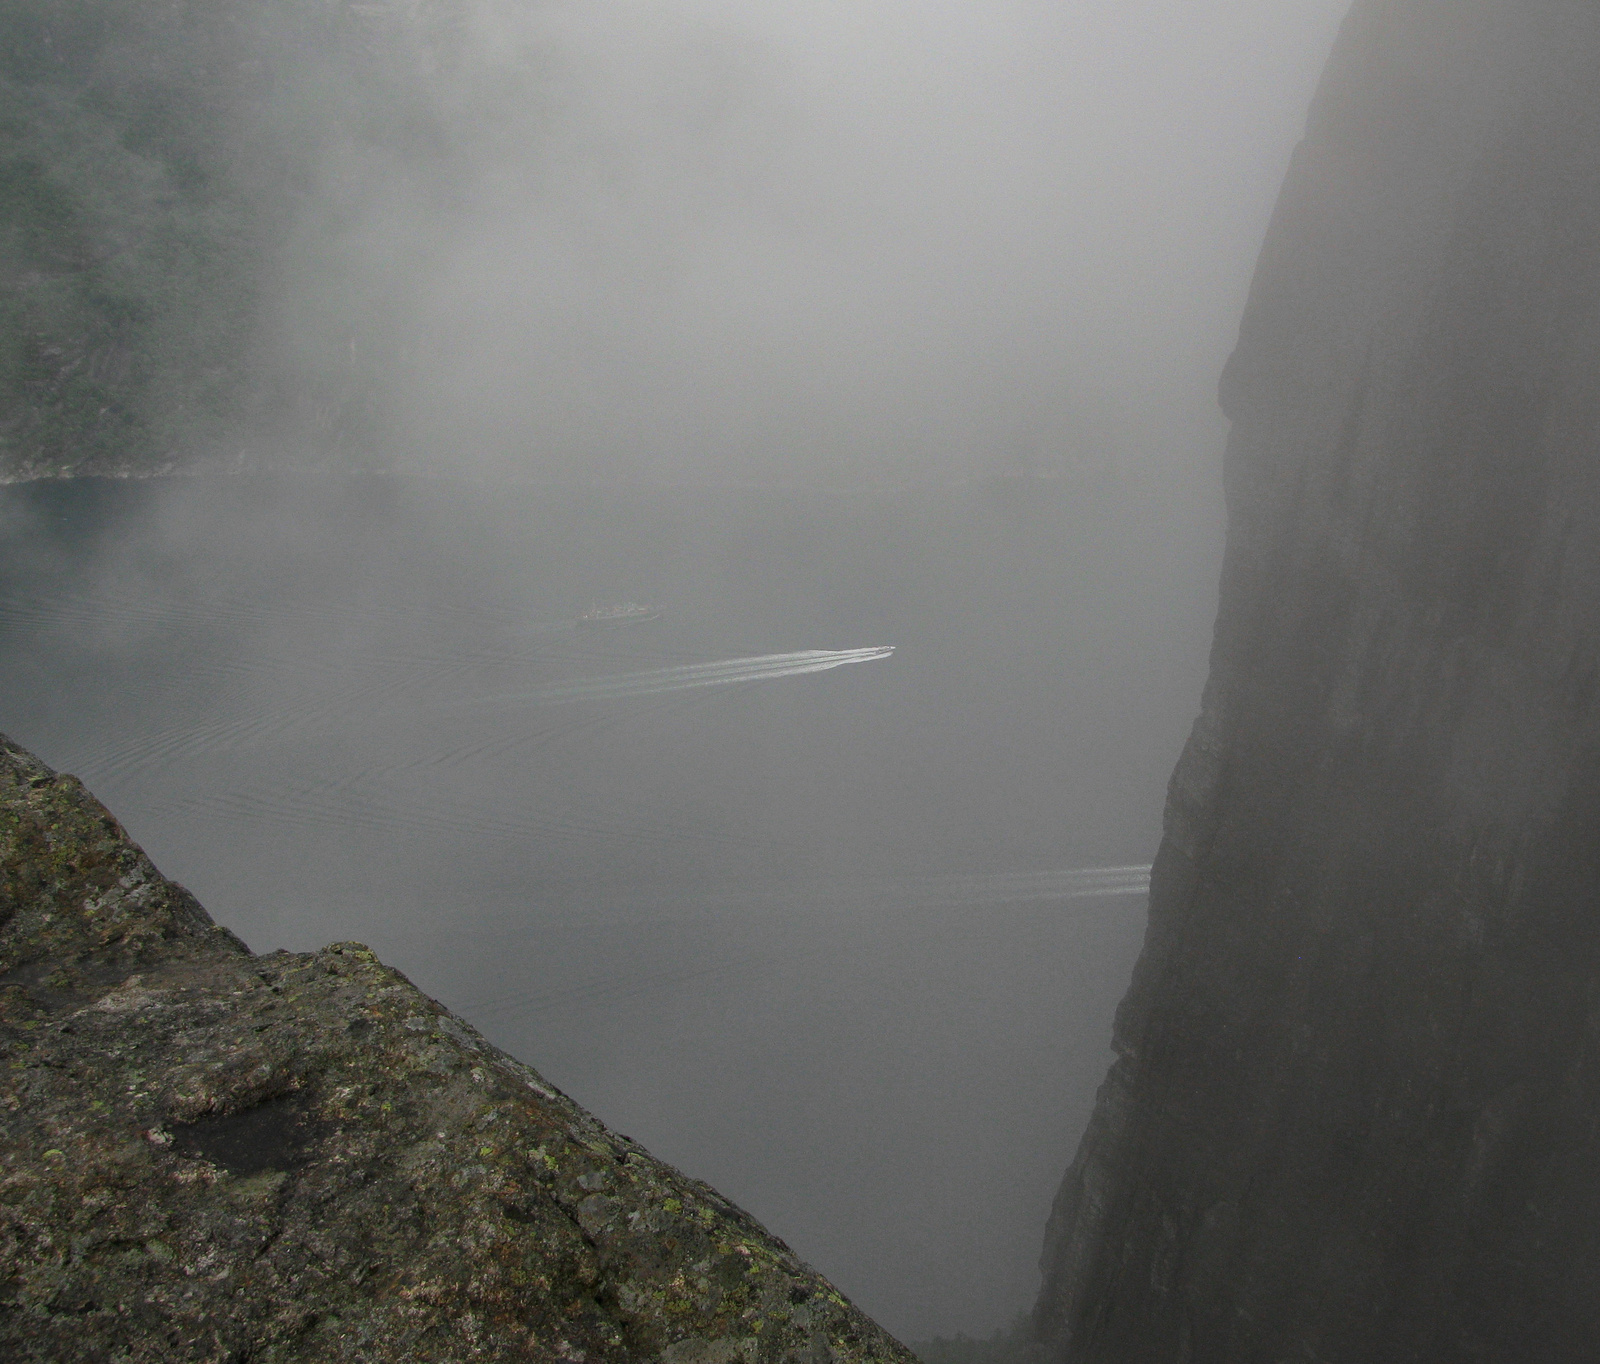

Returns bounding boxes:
[0,473,1214,1339]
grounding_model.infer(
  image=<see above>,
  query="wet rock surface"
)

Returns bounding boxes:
[0,733,915,1363]
[1035,3,1600,1361]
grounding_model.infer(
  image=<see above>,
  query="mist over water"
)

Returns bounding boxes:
[4,470,1207,1334]
[1,0,1351,1341]
[249,0,1350,486]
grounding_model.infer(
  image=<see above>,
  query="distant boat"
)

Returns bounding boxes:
[576,602,662,628]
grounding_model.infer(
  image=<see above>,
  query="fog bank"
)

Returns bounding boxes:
[350,0,1351,484]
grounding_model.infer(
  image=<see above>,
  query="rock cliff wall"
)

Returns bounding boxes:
[1035,2,1600,1360]
[0,732,915,1364]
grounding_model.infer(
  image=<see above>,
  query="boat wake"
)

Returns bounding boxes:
[79,646,896,775]
[460,647,896,708]
[444,863,1153,1024]
[546,863,1155,921]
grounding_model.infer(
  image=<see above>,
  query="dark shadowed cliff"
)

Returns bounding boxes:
[0,732,916,1363]
[1035,2,1600,1360]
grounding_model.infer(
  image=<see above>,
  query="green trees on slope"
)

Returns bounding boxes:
[0,0,483,480]
[0,1,262,476]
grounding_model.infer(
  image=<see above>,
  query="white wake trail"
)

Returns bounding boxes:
[556,864,1155,924]
[456,647,896,708]
[74,646,896,774]
[888,865,1153,905]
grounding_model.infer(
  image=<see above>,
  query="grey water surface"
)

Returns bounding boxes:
[1,471,1213,1338]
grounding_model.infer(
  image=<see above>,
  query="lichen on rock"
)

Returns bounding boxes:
[0,732,915,1363]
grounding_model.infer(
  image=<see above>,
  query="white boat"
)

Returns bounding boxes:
[576,602,662,628]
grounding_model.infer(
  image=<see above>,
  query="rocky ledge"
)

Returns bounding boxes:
[0,732,914,1364]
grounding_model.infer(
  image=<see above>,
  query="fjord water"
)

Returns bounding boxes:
[0,472,1214,1338]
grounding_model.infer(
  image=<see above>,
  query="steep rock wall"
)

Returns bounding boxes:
[1035,2,1600,1360]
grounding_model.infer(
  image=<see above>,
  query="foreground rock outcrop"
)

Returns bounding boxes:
[0,733,914,1363]
[1036,2,1600,1360]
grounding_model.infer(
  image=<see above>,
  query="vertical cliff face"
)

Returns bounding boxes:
[1035,3,1600,1360]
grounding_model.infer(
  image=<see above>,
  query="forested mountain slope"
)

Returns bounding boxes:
[0,0,474,479]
